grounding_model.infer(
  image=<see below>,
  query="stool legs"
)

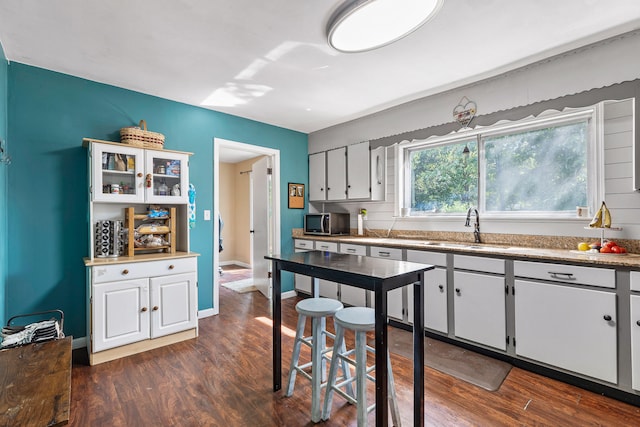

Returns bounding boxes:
[310,316,323,422]
[323,326,401,427]
[285,313,307,397]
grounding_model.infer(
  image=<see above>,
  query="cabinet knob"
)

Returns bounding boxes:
[455,288,461,295]
[146,174,152,188]
[122,269,129,275]
[327,187,331,191]
[137,172,143,178]
[637,320,640,327]
[603,314,612,321]
[141,307,148,312]
[438,285,444,291]
[153,306,159,311]
[168,264,175,270]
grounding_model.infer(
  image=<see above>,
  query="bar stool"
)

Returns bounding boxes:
[322,306,401,427]
[285,297,352,423]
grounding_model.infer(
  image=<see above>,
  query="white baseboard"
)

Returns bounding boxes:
[282,290,297,300]
[219,260,251,268]
[198,308,217,318]
[72,336,87,350]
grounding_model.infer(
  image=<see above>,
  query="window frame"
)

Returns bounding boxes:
[396,105,604,219]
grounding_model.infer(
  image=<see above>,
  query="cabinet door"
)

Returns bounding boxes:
[453,271,506,350]
[370,246,404,320]
[515,279,617,383]
[632,295,640,390]
[347,141,370,199]
[91,142,145,203]
[145,150,190,204]
[293,239,313,294]
[150,272,198,338]
[370,146,386,201]
[315,241,339,299]
[339,244,367,307]
[92,278,150,352]
[326,147,347,201]
[406,267,448,333]
[308,152,326,201]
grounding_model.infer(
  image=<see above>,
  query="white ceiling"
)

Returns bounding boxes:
[1,0,640,134]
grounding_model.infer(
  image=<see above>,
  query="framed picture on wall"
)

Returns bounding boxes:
[288,183,304,209]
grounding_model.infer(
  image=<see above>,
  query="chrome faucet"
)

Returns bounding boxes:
[465,207,481,243]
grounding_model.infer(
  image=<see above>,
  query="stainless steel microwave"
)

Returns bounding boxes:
[304,213,350,236]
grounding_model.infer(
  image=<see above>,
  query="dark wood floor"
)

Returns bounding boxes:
[69,286,640,426]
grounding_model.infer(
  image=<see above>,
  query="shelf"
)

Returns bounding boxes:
[126,207,176,257]
[102,169,135,175]
[583,226,622,231]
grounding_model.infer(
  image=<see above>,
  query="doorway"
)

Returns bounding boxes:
[213,138,281,315]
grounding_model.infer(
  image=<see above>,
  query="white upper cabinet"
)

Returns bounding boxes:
[309,141,385,202]
[88,140,190,204]
[326,147,347,201]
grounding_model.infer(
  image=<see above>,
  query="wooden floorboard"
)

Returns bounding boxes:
[69,287,640,426]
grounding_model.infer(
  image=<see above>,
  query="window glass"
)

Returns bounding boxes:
[408,139,478,214]
[483,121,588,213]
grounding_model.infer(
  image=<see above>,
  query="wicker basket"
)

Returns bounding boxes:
[120,120,165,149]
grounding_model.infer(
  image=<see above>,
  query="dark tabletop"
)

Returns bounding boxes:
[266,251,434,291]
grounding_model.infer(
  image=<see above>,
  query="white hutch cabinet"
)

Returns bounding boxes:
[83,138,198,365]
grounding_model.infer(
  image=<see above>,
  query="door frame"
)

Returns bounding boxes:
[212,138,281,315]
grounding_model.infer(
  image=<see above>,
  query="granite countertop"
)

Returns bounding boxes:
[292,232,640,268]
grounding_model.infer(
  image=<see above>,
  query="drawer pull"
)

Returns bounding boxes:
[122,269,129,275]
[548,271,575,280]
[347,248,356,253]
[320,245,329,250]
[438,285,444,291]
[153,306,159,311]
[603,315,612,321]
[168,264,175,270]
[141,307,148,312]
[378,251,390,257]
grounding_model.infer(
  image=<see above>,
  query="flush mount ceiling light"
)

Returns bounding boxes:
[327,0,443,53]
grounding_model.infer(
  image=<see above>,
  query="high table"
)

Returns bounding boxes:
[266,251,434,427]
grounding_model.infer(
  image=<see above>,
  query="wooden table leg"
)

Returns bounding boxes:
[413,275,425,426]
[273,262,282,392]
[374,289,389,427]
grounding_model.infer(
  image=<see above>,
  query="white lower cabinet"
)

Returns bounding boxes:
[315,241,339,299]
[338,243,367,307]
[90,257,198,357]
[632,294,640,391]
[370,246,403,319]
[514,279,617,383]
[293,239,314,294]
[453,266,506,351]
[406,250,448,333]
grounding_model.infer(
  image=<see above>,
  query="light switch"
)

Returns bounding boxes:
[204,210,211,221]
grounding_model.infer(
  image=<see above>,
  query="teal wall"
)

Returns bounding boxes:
[6,63,307,338]
[0,45,7,325]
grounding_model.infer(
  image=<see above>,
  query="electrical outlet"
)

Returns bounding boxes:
[204,210,211,221]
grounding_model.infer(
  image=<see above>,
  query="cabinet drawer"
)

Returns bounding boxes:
[370,246,403,260]
[407,250,446,267]
[315,241,338,252]
[294,239,314,250]
[514,260,615,289]
[92,257,197,284]
[631,271,640,292]
[454,255,504,274]
[340,243,367,256]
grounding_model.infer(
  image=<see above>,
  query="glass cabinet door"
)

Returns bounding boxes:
[92,143,145,203]
[145,150,189,204]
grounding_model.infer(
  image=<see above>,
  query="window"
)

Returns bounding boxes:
[399,107,600,217]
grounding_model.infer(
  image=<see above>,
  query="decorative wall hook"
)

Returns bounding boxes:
[453,96,477,129]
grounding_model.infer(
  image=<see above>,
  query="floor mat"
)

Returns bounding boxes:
[221,278,257,293]
[374,327,512,391]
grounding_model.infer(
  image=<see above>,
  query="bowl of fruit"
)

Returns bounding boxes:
[576,240,627,255]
